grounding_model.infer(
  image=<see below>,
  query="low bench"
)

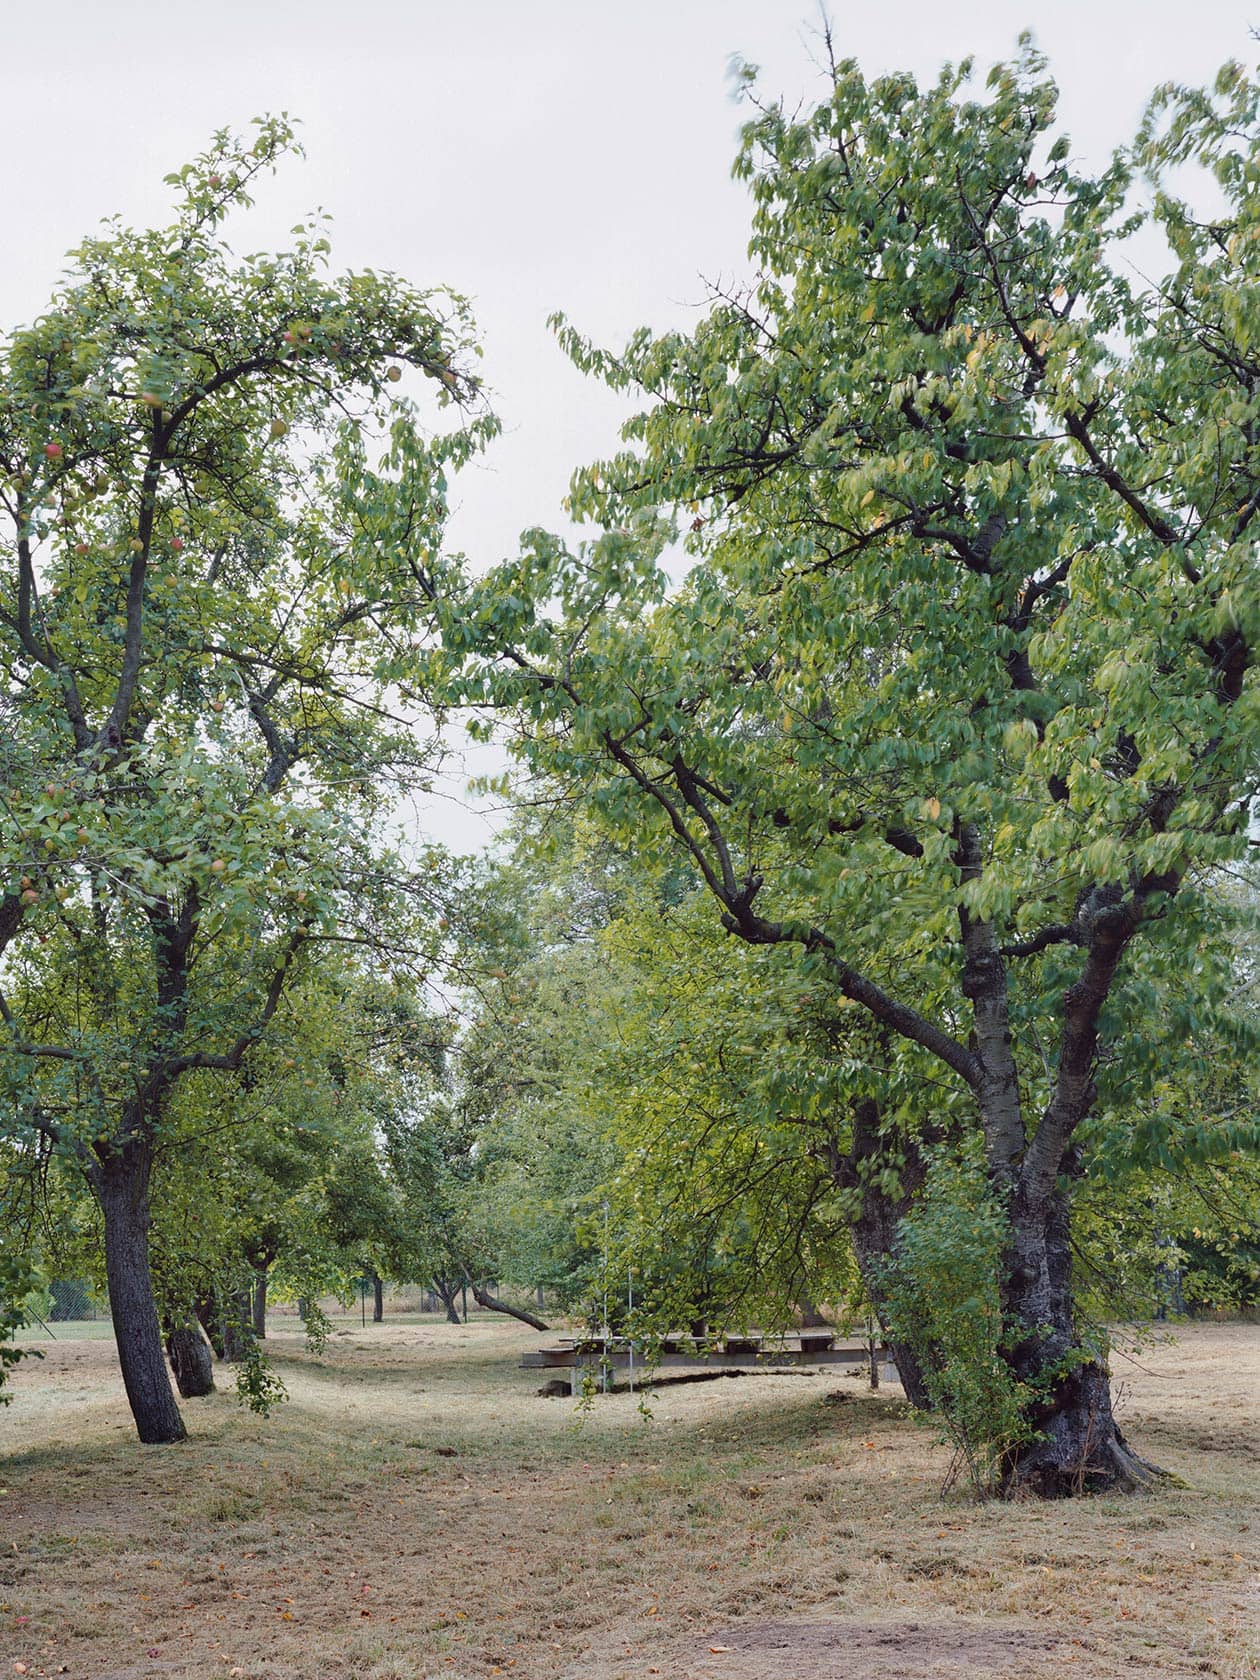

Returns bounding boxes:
[521,1333,893,1394]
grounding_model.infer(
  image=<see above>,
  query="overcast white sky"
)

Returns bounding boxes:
[2,1,1251,848]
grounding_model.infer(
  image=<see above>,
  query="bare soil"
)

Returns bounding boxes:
[0,1318,1255,1680]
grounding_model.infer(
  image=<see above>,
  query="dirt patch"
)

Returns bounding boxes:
[669,1618,1080,1679]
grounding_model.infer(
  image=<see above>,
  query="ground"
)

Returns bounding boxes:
[0,1316,1256,1680]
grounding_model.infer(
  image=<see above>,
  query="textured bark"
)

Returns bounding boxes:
[999,1178,1160,1495]
[97,1157,187,1443]
[372,1273,384,1323]
[470,1281,550,1331]
[833,1098,933,1411]
[222,1287,253,1361]
[433,1278,463,1326]
[166,1320,215,1398]
[195,1293,226,1358]
[252,1272,268,1339]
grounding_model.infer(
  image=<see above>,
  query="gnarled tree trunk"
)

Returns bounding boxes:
[432,1278,463,1326]
[165,1318,215,1398]
[999,1177,1156,1495]
[96,1151,187,1444]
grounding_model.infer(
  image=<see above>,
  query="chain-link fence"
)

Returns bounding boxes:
[44,1279,110,1323]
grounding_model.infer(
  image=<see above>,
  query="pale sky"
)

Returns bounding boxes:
[2,1,1251,848]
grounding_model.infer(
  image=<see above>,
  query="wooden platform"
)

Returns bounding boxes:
[521,1333,893,1394]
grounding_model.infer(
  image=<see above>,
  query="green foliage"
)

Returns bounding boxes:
[432,45,1260,1469]
[233,1337,288,1417]
[881,1153,1035,1495]
[0,1250,43,1403]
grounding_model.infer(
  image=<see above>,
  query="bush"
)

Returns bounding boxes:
[882,1151,1035,1496]
[0,1251,44,1403]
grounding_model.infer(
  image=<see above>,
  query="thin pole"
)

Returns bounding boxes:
[608,1202,618,1397]
[627,1269,634,1396]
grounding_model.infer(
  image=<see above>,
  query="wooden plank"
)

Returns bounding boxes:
[521,1346,882,1372]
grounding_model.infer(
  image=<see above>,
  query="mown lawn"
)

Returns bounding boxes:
[1,1318,1256,1679]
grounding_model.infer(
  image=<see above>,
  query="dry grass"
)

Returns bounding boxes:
[0,1318,1255,1679]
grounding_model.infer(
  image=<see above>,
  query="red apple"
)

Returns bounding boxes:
[44,441,63,459]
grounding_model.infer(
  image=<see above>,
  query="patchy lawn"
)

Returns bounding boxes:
[0,1318,1255,1679]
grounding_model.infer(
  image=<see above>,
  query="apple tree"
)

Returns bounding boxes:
[438,48,1258,1492]
[0,120,491,1443]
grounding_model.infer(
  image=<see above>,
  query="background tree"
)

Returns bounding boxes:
[0,119,490,1442]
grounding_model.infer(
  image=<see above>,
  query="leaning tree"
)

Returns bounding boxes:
[437,46,1258,1492]
[0,119,490,1441]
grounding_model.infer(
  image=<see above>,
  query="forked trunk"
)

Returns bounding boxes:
[1000,1181,1160,1496]
[433,1278,462,1326]
[97,1156,187,1444]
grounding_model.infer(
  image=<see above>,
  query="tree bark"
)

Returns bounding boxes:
[96,1155,187,1443]
[470,1281,550,1331]
[433,1278,463,1326]
[222,1286,253,1361]
[252,1271,268,1339]
[833,1098,934,1410]
[165,1319,215,1398]
[999,1176,1158,1495]
[959,865,1164,1496]
[372,1272,384,1323]
[195,1293,226,1358]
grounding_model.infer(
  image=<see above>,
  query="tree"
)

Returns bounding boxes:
[440,46,1258,1492]
[0,119,490,1442]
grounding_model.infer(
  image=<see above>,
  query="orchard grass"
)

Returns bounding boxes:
[0,1319,1255,1679]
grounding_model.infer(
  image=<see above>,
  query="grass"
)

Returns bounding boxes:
[0,1318,1256,1679]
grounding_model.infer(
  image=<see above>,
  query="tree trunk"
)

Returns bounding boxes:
[222,1287,253,1362]
[372,1272,384,1323]
[96,1157,187,1444]
[835,1098,934,1410]
[799,1298,829,1329]
[470,1281,550,1331]
[165,1319,215,1398]
[252,1271,268,1339]
[195,1293,226,1358]
[433,1278,463,1326]
[1000,1179,1159,1496]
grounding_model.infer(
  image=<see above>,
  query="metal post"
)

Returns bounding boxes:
[627,1269,634,1396]
[361,1280,366,1328]
[608,1202,618,1397]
